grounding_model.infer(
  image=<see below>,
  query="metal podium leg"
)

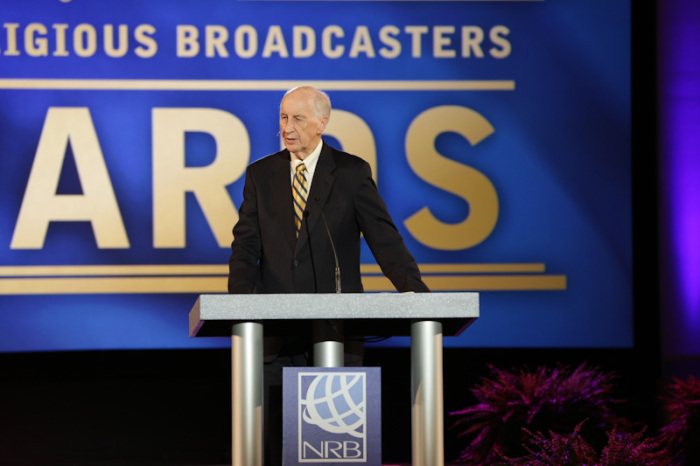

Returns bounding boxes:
[313,319,344,367]
[411,320,444,466]
[231,322,263,466]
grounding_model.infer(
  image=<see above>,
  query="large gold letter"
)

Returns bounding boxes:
[152,108,248,248]
[11,107,129,249]
[405,105,498,250]
[323,109,377,181]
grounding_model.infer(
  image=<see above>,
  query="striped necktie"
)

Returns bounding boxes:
[292,162,308,236]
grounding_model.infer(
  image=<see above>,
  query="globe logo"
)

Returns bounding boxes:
[300,373,366,438]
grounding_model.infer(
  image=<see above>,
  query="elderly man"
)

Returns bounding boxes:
[227,86,428,463]
[228,86,427,295]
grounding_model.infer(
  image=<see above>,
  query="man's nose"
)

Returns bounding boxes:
[282,119,295,133]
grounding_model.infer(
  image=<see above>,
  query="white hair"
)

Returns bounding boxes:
[283,86,331,119]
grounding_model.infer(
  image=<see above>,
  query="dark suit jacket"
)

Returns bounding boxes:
[228,142,429,294]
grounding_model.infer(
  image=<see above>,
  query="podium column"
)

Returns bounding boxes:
[231,322,263,466]
[312,319,344,367]
[411,320,444,466]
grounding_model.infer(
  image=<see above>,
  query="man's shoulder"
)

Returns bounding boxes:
[248,149,289,172]
[324,143,370,170]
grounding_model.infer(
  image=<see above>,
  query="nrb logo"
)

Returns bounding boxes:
[298,372,366,462]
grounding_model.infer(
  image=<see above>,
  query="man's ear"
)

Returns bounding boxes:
[318,115,329,134]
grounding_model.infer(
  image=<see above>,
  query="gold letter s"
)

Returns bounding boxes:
[405,105,498,250]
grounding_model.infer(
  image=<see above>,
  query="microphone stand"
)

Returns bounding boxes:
[318,206,341,294]
[312,200,344,367]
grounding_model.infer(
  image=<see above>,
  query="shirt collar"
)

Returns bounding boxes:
[291,139,323,176]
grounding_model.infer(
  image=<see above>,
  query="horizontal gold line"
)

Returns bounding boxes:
[0,274,565,294]
[0,263,546,277]
[0,263,549,277]
[0,265,227,277]
[429,274,566,291]
[363,274,567,292]
[0,79,515,92]
[0,277,227,295]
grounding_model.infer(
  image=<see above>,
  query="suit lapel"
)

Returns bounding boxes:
[268,150,297,251]
[295,143,336,256]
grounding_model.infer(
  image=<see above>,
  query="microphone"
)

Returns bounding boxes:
[314,197,341,293]
[303,210,318,292]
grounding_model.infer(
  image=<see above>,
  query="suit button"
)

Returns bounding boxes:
[293,260,299,267]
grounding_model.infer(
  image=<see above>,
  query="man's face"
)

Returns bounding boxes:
[280,90,327,159]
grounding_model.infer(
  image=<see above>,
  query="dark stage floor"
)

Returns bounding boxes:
[0,346,661,465]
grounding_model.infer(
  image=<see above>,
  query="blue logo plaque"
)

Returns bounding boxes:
[283,367,381,465]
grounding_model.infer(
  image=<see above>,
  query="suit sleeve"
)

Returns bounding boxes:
[353,162,430,293]
[228,166,262,294]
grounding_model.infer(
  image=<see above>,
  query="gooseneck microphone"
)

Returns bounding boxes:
[314,197,341,293]
[303,210,318,292]
[309,200,344,367]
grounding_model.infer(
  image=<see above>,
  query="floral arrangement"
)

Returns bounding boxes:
[656,375,700,464]
[449,362,661,464]
[506,423,672,465]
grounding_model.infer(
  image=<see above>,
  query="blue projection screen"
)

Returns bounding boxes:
[0,0,631,352]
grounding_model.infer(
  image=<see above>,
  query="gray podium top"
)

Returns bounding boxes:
[189,292,479,338]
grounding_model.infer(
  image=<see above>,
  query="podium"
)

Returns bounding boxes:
[189,292,479,466]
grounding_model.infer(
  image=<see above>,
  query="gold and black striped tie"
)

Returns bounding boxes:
[292,162,308,236]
